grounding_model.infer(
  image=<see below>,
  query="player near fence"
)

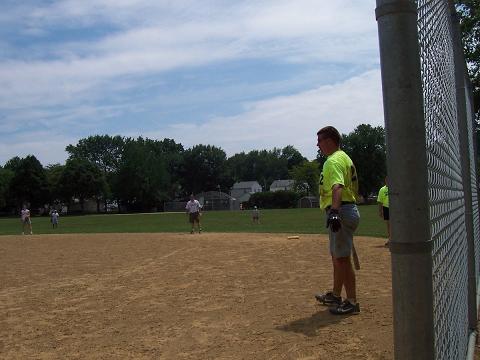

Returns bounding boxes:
[377,177,390,247]
[314,126,361,315]
[20,205,33,235]
[185,194,202,234]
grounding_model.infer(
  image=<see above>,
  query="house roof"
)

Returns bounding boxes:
[231,181,261,189]
[270,179,295,188]
[196,191,234,200]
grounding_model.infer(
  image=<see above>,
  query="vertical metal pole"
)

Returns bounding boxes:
[375,1,434,359]
[450,0,479,336]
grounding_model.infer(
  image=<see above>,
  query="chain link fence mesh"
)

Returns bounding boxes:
[466,86,480,279]
[417,0,477,358]
[376,0,479,357]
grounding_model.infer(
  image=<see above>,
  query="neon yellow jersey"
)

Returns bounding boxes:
[319,150,358,209]
[377,185,389,207]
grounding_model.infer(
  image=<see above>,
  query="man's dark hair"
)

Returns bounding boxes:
[317,126,341,146]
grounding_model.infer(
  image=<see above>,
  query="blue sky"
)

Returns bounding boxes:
[0,0,383,166]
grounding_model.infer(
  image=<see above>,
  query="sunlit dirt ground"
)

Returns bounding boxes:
[0,233,393,359]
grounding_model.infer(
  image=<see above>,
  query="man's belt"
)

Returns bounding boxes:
[325,201,355,211]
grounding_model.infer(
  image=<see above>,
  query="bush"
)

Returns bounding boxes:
[248,190,300,209]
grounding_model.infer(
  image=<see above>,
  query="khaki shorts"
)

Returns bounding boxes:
[189,212,200,223]
[328,204,360,258]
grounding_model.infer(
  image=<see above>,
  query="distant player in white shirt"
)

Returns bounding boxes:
[21,205,33,235]
[51,210,59,229]
[185,194,202,234]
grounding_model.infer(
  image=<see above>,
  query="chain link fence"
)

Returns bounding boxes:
[164,191,239,212]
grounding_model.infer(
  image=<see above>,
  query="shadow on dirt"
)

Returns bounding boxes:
[276,307,354,337]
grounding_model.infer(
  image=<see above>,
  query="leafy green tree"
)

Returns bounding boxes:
[289,160,320,197]
[114,138,171,211]
[255,148,289,189]
[226,152,248,183]
[152,138,185,199]
[45,163,65,205]
[281,145,307,170]
[59,158,107,212]
[340,125,387,199]
[245,150,274,190]
[66,135,125,173]
[232,149,289,189]
[7,155,49,210]
[2,157,22,210]
[0,167,14,210]
[455,0,479,121]
[229,150,265,186]
[3,156,22,172]
[226,146,305,190]
[66,135,126,212]
[180,144,231,194]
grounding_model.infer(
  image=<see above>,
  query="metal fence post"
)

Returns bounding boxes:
[375,1,434,358]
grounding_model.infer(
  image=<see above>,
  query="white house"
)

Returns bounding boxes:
[230,181,262,202]
[270,179,295,192]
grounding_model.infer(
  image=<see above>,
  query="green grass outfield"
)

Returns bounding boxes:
[0,205,387,238]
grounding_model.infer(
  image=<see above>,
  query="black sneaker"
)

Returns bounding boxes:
[315,291,342,306]
[329,300,360,315]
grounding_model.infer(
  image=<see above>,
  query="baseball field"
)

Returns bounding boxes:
[0,207,394,359]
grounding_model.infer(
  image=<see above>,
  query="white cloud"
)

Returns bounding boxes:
[142,69,384,160]
[22,1,376,36]
[0,1,378,110]
[0,130,75,166]
[0,69,384,166]
[0,1,382,165]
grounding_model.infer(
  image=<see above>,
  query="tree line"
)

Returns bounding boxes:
[455,0,479,123]
[0,124,387,214]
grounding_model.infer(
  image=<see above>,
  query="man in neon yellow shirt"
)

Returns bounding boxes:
[377,177,390,246]
[314,126,360,315]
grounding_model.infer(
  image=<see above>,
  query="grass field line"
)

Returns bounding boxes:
[0,206,388,238]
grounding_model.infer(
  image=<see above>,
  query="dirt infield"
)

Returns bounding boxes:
[0,233,393,359]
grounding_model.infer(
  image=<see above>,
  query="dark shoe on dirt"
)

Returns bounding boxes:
[315,291,342,306]
[329,300,360,315]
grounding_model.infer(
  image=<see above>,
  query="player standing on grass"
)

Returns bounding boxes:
[314,126,361,315]
[185,194,202,234]
[21,205,33,235]
[51,209,59,229]
[252,206,260,224]
[377,177,390,247]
